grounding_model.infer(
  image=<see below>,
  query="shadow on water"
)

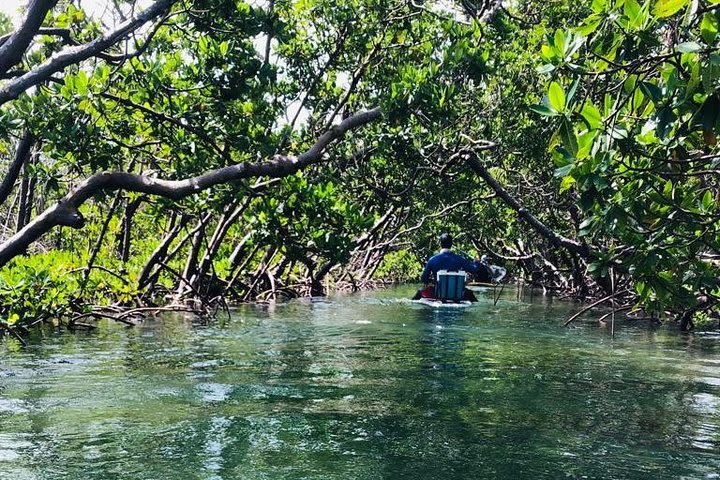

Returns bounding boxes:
[0,285,718,479]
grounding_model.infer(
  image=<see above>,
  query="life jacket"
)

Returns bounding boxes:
[420,286,435,298]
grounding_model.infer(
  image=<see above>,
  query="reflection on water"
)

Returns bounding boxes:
[0,286,719,479]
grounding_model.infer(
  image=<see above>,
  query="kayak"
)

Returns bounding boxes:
[416,298,473,308]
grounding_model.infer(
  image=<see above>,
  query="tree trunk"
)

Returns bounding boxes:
[0,132,34,207]
[117,197,142,262]
[137,212,185,290]
[15,163,29,232]
[310,261,336,296]
[178,218,207,298]
[81,192,123,291]
[23,158,36,228]
[242,246,277,301]
[192,199,250,291]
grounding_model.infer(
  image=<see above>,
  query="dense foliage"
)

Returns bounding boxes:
[0,0,718,335]
[534,0,720,328]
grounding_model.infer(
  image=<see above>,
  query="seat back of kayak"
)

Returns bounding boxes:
[434,270,466,302]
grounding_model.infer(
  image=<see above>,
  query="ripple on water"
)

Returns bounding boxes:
[196,382,234,402]
[0,398,28,414]
[0,434,33,460]
[698,376,720,387]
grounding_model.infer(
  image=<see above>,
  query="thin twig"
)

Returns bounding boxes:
[115,305,204,319]
[0,322,27,346]
[597,305,633,323]
[564,289,630,326]
[72,311,136,326]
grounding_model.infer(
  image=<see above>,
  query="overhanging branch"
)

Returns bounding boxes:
[464,149,593,259]
[0,106,382,268]
[0,0,177,106]
[0,0,59,76]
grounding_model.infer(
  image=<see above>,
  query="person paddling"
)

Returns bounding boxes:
[413,233,486,301]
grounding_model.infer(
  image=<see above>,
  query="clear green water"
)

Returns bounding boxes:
[0,286,719,480]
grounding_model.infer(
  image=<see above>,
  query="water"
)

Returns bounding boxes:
[0,286,718,479]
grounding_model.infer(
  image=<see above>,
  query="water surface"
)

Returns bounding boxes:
[0,286,719,479]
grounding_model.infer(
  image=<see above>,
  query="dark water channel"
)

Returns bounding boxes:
[0,286,719,479]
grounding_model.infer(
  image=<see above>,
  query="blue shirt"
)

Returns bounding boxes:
[420,249,482,283]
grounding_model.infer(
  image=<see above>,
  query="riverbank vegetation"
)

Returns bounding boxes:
[0,0,718,337]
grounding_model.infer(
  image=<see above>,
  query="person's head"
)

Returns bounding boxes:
[439,232,453,249]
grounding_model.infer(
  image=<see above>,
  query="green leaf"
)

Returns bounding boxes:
[635,281,647,297]
[75,71,88,95]
[541,44,559,62]
[554,163,574,178]
[639,81,663,102]
[198,35,209,53]
[566,34,585,58]
[548,81,566,112]
[536,63,556,74]
[663,179,673,196]
[701,12,719,44]
[580,102,603,130]
[702,190,714,210]
[559,175,576,193]
[624,0,643,26]
[652,0,689,18]
[559,119,579,156]
[700,95,720,130]
[677,41,702,53]
[591,0,607,12]
[702,62,720,93]
[579,217,595,236]
[611,126,629,139]
[566,78,580,107]
[554,29,566,51]
[603,92,615,116]
[577,14,603,36]
[552,146,574,166]
[529,104,560,116]
[633,85,646,108]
